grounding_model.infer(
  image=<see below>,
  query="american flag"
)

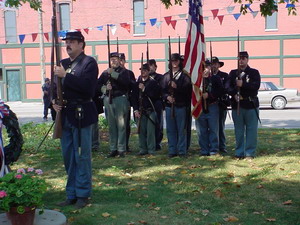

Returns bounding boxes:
[183,0,206,119]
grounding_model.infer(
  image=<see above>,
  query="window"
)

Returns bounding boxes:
[265,11,278,30]
[4,10,17,43]
[59,3,71,31]
[133,0,145,35]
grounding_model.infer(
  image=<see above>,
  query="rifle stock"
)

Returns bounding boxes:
[168,36,175,118]
[107,24,112,104]
[237,30,241,115]
[52,0,63,139]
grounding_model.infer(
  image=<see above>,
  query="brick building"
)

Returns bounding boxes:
[0,0,299,101]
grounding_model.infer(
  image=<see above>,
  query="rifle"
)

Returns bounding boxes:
[237,30,241,115]
[117,37,119,53]
[107,24,113,104]
[146,41,149,64]
[168,36,175,118]
[137,53,144,134]
[52,0,63,139]
[178,36,181,56]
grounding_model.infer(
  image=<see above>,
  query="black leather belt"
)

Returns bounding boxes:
[65,99,93,105]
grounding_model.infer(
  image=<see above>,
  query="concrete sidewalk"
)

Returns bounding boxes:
[6,101,45,124]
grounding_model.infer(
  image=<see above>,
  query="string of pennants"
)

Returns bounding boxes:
[2,0,297,44]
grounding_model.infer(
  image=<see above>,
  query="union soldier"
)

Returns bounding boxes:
[119,53,136,153]
[148,59,164,150]
[195,60,223,156]
[132,63,161,155]
[226,51,261,159]
[162,53,192,157]
[211,57,230,153]
[53,31,98,209]
[98,52,131,158]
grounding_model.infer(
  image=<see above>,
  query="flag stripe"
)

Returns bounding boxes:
[183,0,205,119]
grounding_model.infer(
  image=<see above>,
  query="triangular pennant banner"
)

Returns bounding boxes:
[58,30,67,38]
[211,9,219,19]
[97,26,103,31]
[245,4,254,13]
[156,21,162,28]
[150,18,157,26]
[44,33,49,42]
[164,16,172,25]
[170,20,177,30]
[286,3,295,7]
[233,13,241,20]
[32,33,38,42]
[251,11,259,18]
[227,6,235,14]
[83,28,89,34]
[217,15,224,25]
[110,25,117,35]
[19,34,25,44]
[178,13,187,18]
[120,23,130,33]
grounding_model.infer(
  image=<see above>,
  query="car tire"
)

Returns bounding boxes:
[271,96,286,110]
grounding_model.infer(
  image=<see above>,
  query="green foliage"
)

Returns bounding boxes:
[5,0,41,10]
[98,115,108,129]
[0,168,47,213]
[160,0,183,9]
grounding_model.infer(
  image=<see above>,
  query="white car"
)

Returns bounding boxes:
[258,81,300,109]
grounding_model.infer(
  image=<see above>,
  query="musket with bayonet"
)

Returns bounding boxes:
[137,53,144,134]
[52,0,63,139]
[146,41,149,64]
[107,24,113,104]
[168,36,175,118]
[178,36,181,56]
[236,30,241,115]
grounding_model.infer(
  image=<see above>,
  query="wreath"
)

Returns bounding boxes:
[3,104,23,166]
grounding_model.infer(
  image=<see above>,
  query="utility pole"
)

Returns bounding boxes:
[38,0,46,85]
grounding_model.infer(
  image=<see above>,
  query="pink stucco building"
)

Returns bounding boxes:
[0,0,299,101]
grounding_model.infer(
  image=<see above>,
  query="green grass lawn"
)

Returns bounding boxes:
[8,122,300,225]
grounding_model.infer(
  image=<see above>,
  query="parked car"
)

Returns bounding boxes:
[258,81,300,109]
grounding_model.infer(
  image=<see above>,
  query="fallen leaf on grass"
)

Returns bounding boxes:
[181,170,188,174]
[102,212,110,218]
[53,208,61,212]
[279,168,285,170]
[227,172,235,178]
[202,209,209,216]
[163,181,168,185]
[223,216,239,222]
[128,188,136,192]
[141,186,148,190]
[127,222,135,225]
[257,184,264,189]
[139,220,148,224]
[154,207,161,211]
[213,189,224,198]
[143,195,149,198]
[184,200,192,204]
[194,218,201,221]
[290,171,298,175]
[266,218,276,222]
[283,200,292,205]
[135,203,142,208]
[161,216,168,219]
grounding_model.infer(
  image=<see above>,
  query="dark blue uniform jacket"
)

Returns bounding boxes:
[60,53,99,128]
[226,65,261,109]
